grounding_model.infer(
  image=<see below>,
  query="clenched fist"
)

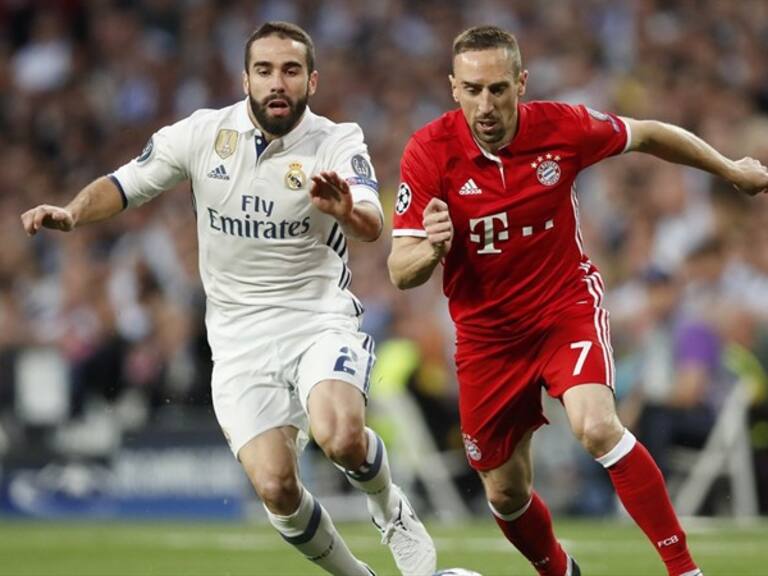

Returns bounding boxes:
[423,197,453,257]
[730,157,768,197]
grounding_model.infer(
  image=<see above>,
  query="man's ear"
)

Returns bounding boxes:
[517,69,529,97]
[308,69,319,96]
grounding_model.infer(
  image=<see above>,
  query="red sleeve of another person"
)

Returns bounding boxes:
[573,104,629,169]
[392,136,442,236]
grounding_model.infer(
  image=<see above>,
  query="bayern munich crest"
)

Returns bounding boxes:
[531,153,562,186]
[462,433,482,461]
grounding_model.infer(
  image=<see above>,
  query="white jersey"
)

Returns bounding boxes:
[111,99,382,342]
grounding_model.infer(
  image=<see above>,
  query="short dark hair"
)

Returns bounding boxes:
[244,21,315,72]
[452,26,522,74]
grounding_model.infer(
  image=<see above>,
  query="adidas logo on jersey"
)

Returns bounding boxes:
[207,164,230,180]
[459,178,482,195]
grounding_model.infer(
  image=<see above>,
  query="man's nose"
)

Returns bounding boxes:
[478,90,494,114]
[269,72,287,93]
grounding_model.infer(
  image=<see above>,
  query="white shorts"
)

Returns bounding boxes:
[209,308,376,458]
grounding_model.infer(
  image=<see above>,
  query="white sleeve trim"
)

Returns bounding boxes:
[619,117,632,154]
[392,228,427,238]
[351,187,383,219]
[350,185,380,206]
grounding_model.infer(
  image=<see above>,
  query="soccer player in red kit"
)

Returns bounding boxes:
[388,26,768,576]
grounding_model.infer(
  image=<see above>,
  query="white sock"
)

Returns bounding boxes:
[343,427,395,523]
[266,488,370,576]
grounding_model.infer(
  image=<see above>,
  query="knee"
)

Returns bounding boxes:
[572,415,624,458]
[485,481,532,516]
[253,472,301,515]
[314,420,367,470]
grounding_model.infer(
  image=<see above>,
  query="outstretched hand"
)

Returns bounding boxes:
[423,197,453,257]
[731,157,768,196]
[309,171,353,221]
[20,205,76,236]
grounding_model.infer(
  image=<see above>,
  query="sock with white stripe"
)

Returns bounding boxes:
[599,429,700,576]
[342,427,395,524]
[266,488,370,576]
[489,493,569,576]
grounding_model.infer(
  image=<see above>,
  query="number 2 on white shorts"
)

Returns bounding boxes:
[570,341,593,376]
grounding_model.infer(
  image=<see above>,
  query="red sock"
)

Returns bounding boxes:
[605,436,698,576]
[491,492,568,576]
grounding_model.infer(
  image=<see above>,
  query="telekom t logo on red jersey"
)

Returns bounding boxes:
[469,210,555,254]
[469,211,509,254]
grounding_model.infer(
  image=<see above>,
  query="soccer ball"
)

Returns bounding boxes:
[434,570,483,576]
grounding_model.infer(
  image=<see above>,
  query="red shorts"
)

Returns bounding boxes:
[456,303,615,471]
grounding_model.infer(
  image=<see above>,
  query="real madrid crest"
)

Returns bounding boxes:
[285,162,306,190]
[531,153,562,186]
[214,129,239,159]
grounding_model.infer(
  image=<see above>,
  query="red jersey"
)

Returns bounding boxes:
[393,101,629,341]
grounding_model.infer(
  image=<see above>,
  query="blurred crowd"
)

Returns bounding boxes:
[1,0,768,511]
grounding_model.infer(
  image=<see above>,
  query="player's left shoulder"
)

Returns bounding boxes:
[524,100,624,147]
[523,100,586,126]
[310,114,368,164]
[528,100,623,129]
[510,101,585,150]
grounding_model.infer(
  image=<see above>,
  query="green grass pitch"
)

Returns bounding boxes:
[1,518,766,575]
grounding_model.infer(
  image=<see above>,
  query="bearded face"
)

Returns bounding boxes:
[243,35,318,138]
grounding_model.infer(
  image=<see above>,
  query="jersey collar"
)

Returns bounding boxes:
[234,98,315,150]
[235,98,257,134]
[279,107,315,150]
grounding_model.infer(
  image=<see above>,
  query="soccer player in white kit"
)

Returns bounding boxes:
[20,21,436,576]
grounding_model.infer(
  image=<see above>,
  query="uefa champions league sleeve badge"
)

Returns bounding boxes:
[395,183,412,215]
[136,137,154,164]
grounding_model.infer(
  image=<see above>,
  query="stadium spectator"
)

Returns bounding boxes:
[621,261,733,478]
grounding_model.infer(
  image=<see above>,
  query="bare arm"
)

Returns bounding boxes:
[388,236,442,289]
[623,118,768,196]
[387,197,453,289]
[21,176,125,236]
[310,171,382,241]
[339,201,382,242]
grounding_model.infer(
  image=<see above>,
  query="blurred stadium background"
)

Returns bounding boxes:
[1,0,768,574]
